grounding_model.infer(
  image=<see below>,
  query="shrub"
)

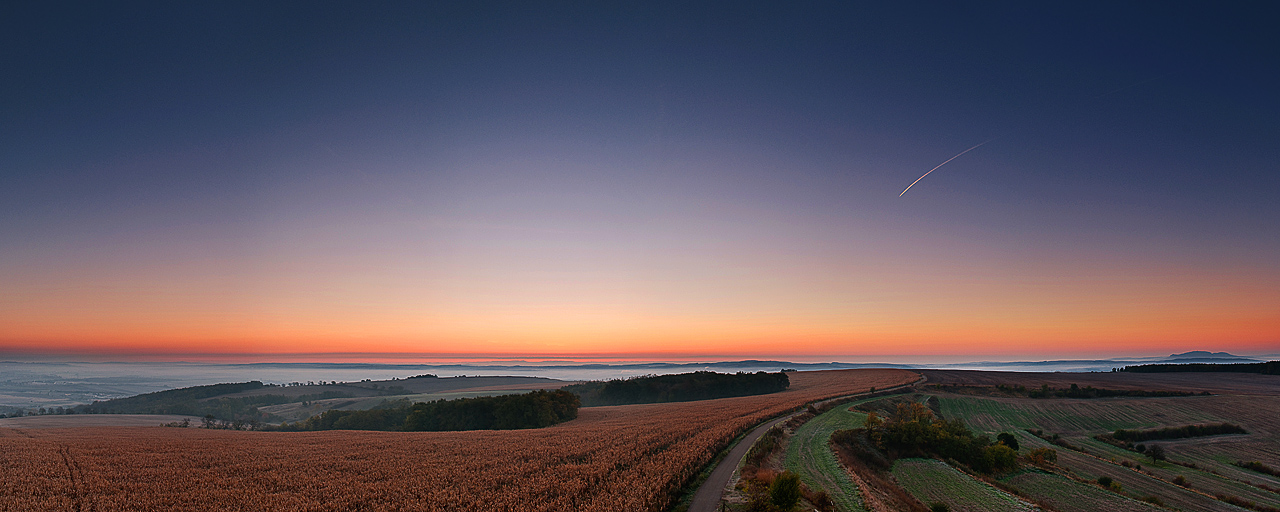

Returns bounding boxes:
[1237,461,1280,477]
[930,502,951,512]
[769,471,801,510]
[996,432,1020,451]
[1026,447,1057,465]
[1097,476,1113,487]
[982,444,1019,473]
[1173,475,1188,487]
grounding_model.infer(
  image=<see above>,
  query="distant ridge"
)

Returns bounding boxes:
[1169,350,1236,358]
[1161,351,1258,363]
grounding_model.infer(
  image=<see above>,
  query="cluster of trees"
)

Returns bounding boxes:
[835,402,1020,474]
[1121,361,1280,374]
[563,371,789,406]
[1110,423,1246,443]
[275,390,580,432]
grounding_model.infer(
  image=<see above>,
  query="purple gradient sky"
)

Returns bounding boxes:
[2,2,1277,361]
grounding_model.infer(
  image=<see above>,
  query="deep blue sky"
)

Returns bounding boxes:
[2,2,1278,359]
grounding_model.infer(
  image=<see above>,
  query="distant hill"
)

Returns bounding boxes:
[1159,351,1258,363]
[1169,350,1241,359]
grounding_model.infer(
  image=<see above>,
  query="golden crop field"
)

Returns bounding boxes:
[0,369,917,512]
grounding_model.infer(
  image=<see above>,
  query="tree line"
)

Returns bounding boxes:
[562,371,790,407]
[1110,422,1247,443]
[1120,361,1280,374]
[273,389,580,431]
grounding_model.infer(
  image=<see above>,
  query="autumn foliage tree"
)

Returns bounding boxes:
[860,402,1018,474]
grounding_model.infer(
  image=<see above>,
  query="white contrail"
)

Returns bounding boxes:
[899,139,994,197]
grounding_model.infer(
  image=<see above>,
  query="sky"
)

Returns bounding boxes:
[2,2,1278,362]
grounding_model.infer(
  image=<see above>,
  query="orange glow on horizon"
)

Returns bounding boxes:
[5,228,1278,362]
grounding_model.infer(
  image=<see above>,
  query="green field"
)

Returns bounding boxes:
[890,458,1032,512]
[947,400,1269,512]
[1072,436,1280,510]
[937,395,1222,435]
[1000,469,1160,512]
[1014,432,1247,512]
[782,401,871,512]
[1172,443,1280,490]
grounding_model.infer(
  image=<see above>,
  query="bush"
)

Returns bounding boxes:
[769,471,801,510]
[1237,461,1280,477]
[981,444,1019,473]
[1026,447,1057,465]
[1173,475,1188,487]
[997,432,1020,451]
[1097,476,1113,487]
[930,503,951,512]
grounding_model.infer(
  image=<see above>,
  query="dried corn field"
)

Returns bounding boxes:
[0,369,918,512]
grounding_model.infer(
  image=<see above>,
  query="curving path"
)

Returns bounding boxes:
[687,374,925,512]
[687,413,792,512]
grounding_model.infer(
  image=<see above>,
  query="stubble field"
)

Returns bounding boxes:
[0,368,917,512]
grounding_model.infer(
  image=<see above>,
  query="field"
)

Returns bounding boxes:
[923,370,1280,512]
[890,458,1032,512]
[920,370,1280,397]
[0,368,917,512]
[999,469,1159,512]
[782,398,872,512]
[0,414,202,429]
[937,394,1223,436]
[1014,431,1246,512]
[1071,436,1280,510]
